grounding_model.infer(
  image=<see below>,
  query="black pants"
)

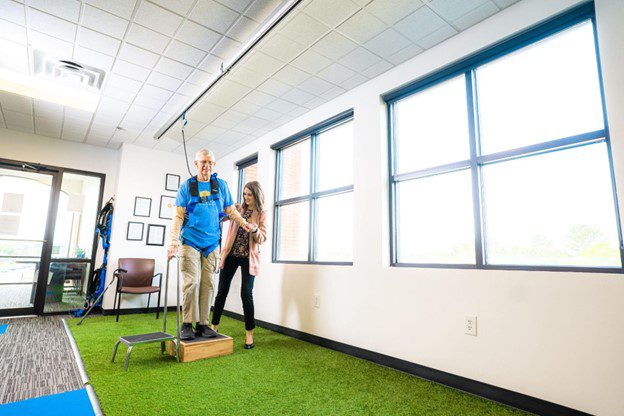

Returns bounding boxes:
[211,255,255,330]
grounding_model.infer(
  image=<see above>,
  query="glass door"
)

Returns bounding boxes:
[0,166,56,315]
[44,172,102,313]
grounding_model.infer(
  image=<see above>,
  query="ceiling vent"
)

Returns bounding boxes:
[33,49,105,91]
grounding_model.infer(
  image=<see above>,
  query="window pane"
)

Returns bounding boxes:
[316,192,353,262]
[243,163,258,184]
[483,143,621,267]
[279,139,310,200]
[397,170,475,264]
[277,201,310,261]
[317,121,354,191]
[477,21,604,154]
[395,75,470,174]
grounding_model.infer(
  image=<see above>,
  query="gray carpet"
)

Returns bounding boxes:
[0,316,84,404]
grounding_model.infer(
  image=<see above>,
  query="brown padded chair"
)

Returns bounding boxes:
[114,258,162,322]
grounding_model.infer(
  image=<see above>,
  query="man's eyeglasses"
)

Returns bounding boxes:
[197,160,216,166]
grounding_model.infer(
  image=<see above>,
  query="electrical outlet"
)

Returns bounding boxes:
[313,294,320,308]
[465,316,477,336]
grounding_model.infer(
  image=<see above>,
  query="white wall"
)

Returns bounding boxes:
[102,143,190,310]
[215,1,624,415]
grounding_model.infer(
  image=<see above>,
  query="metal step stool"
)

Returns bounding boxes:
[111,257,181,371]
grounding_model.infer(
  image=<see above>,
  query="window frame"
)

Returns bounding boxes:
[236,153,258,204]
[272,110,354,265]
[385,2,624,273]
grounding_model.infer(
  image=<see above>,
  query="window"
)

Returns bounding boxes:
[272,111,354,264]
[387,4,623,272]
[236,154,258,204]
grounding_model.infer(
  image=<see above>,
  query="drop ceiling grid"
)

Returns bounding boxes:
[172,0,515,157]
[0,0,282,149]
[0,0,519,157]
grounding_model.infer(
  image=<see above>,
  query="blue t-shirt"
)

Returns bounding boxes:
[175,175,233,253]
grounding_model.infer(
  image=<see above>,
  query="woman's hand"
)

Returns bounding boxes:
[248,222,258,233]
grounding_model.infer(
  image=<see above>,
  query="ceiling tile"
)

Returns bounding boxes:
[176,82,203,97]
[113,59,151,82]
[297,76,334,95]
[191,0,239,34]
[336,9,386,43]
[33,99,63,118]
[366,0,424,25]
[291,49,332,74]
[28,0,80,22]
[74,46,115,72]
[176,20,221,51]
[147,71,184,91]
[0,38,27,73]
[217,0,252,13]
[260,34,304,63]
[4,110,34,133]
[160,93,190,114]
[492,0,518,7]
[242,51,283,76]
[304,0,360,27]
[320,86,346,101]
[281,88,315,106]
[311,31,358,61]
[204,79,252,107]
[362,59,393,78]
[454,1,498,30]
[150,0,194,16]
[279,13,328,47]
[212,36,242,60]
[28,8,76,42]
[35,116,62,138]
[155,57,194,80]
[341,73,367,89]
[188,100,227,122]
[395,6,447,43]
[77,28,121,56]
[135,1,183,37]
[126,23,170,54]
[0,92,32,114]
[244,90,274,106]
[198,54,222,73]
[84,0,136,19]
[165,40,207,66]
[272,65,309,86]
[244,0,282,22]
[426,0,490,21]
[186,69,214,86]
[416,24,457,49]
[104,74,143,102]
[339,47,382,72]
[256,78,291,97]
[82,5,129,39]
[227,66,266,89]
[118,43,160,68]
[302,96,325,110]
[65,107,93,121]
[364,29,411,58]
[317,63,355,85]
[1,0,25,25]
[28,30,73,58]
[0,19,26,44]
[254,107,282,121]
[387,43,423,65]
[227,15,259,43]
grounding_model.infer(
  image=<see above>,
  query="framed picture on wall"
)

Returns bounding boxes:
[165,173,180,191]
[126,222,144,241]
[146,224,166,246]
[134,197,151,217]
[159,195,176,220]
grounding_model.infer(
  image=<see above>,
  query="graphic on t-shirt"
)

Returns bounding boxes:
[199,190,211,202]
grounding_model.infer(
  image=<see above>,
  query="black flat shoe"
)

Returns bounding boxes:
[244,343,254,349]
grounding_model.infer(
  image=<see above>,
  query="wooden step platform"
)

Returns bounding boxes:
[168,333,233,362]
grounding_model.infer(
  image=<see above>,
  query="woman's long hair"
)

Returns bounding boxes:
[242,181,264,213]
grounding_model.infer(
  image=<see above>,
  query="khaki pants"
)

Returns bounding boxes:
[180,245,219,325]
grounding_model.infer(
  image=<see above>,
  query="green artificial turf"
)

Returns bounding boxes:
[68,314,527,416]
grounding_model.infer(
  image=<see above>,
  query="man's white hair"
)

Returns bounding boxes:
[195,148,215,161]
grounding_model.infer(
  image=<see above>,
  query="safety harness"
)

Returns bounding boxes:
[182,173,224,257]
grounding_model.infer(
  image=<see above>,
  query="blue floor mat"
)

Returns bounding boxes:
[0,388,94,416]
[0,324,7,335]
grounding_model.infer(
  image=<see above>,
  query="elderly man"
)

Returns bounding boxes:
[168,149,256,340]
